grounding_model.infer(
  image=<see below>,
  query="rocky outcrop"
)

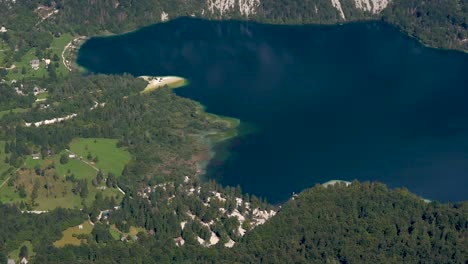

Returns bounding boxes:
[207,0,260,16]
[330,0,390,20]
[354,0,390,14]
[330,0,346,19]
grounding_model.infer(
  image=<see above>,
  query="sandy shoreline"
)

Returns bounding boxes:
[139,75,189,93]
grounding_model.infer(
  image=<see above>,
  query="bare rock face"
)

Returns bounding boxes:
[207,0,260,16]
[331,0,346,19]
[354,0,390,14]
[330,0,390,20]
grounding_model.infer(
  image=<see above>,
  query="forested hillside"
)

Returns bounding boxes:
[1,182,466,263]
[232,182,468,263]
[0,0,466,52]
[0,0,467,263]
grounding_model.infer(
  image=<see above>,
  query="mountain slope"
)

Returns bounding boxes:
[232,182,468,263]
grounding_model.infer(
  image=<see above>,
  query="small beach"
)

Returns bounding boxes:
[139,75,188,93]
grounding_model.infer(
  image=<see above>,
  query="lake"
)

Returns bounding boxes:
[77,18,468,203]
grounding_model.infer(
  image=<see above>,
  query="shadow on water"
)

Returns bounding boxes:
[78,18,468,203]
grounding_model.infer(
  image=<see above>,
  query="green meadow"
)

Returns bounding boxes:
[36,91,48,100]
[0,108,28,119]
[0,138,128,210]
[70,138,131,176]
[53,151,97,179]
[5,33,73,80]
[8,240,34,263]
[53,221,93,247]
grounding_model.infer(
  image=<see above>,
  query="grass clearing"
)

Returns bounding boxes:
[53,221,93,247]
[70,138,131,176]
[110,225,146,240]
[50,33,73,50]
[53,151,97,179]
[1,145,123,210]
[109,225,121,240]
[6,48,49,80]
[36,91,48,100]
[8,240,34,262]
[5,33,73,80]
[49,33,73,76]
[0,108,28,119]
[129,226,146,236]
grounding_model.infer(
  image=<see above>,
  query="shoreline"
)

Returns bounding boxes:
[192,105,242,179]
[77,17,466,56]
[63,36,89,72]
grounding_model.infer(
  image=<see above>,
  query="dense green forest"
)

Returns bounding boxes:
[234,183,468,263]
[0,0,466,53]
[0,183,466,263]
[0,0,467,263]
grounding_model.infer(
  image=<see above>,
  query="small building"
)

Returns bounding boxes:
[68,153,76,158]
[39,104,50,110]
[33,86,42,95]
[78,224,83,230]
[30,59,40,70]
[32,153,40,160]
[7,259,15,264]
[0,26,7,33]
[20,257,28,264]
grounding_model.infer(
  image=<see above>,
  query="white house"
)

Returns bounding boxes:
[30,59,40,70]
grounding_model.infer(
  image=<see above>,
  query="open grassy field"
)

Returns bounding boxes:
[53,221,93,247]
[5,33,73,80]
[0,184,22,203]
[1,146,123,210]
[53,151,97,179]
[6,48,49,80]
[49,33,73,76]
[110,225,146,240]
[70,138,131,176]
[0,108,28,119]
[8,240,34,262]
[36,91,48,100]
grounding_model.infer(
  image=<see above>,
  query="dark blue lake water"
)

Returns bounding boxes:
[77,18,468,203]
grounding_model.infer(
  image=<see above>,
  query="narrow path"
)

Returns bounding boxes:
[35,9,59,26]
[62,41,73,71]
[65,149,99,171]
[0,176,11,189]
[0,164,23,189]
[62,37,84,72]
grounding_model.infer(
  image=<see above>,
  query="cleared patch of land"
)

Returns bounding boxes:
[53,221,93,247]
[8,240,34,263]
[5,33,73,80]
[36,91,48,100]
[0,108,28,119]
[0,138,129,210]
[139,75,188,94]
[110,225,146,240]
[70,138,131,176]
